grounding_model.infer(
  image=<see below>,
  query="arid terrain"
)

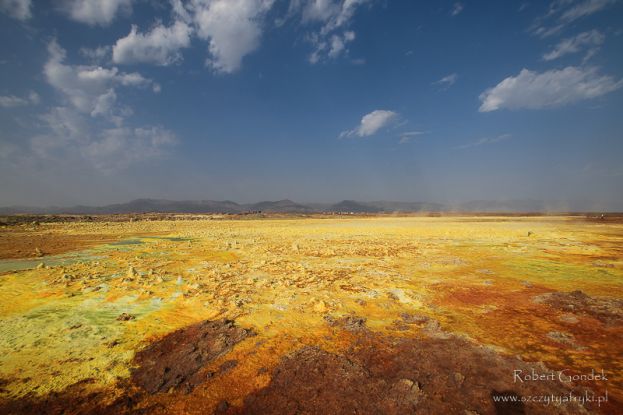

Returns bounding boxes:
[0,215,621,414]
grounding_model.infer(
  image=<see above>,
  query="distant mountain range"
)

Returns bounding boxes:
[0,198,611,215]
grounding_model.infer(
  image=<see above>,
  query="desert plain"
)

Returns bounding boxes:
[0,214,621,414]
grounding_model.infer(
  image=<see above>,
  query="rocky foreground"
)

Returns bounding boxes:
[0,216,621,414]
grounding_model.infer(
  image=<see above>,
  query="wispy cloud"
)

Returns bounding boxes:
[542,29,604,61]
[309,30,356,63]
[560,0,616,23]
[479,66,622,112]
[455,133,512,149]
[79,45,111,63]
[280,0,371,64]
[399,131,426,144]
[0,91,39,108]
[433,73,458,89]
[451,2,464,16]
[340,110,398,138]
[530,0,616,38]
[0,0,31,20]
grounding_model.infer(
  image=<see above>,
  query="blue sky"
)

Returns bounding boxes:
[0,0,622,209]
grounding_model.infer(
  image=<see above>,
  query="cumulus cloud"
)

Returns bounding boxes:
[451,2,464,16]
[44,40,154,122]
[479,66,623,112]
[59,0,132,26]
[107,0,368,71]
[455,133,512,149]
[31,41,177,171]
[180,0,275,73]
[112,21,192,66]
[0,91,39,108]
[433,73,458,89]
[340,110,398,138]
[108,0,275,72]
[0,0,31,20]
[542,30,604,61]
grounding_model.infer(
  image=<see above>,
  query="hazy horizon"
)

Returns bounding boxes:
[1,196,621,214]
[1,1,622,209]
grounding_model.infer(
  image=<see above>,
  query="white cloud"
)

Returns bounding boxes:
[479,66,623,112]
[531,0,616,38]
[451,2,464,16]
[112,21,192,66]
[433,73,458,89]
[329,30,355,58]
[0,0,31,20]
[399,131,426,144]
[107,0,367,71]
[44,40,154,121]
[282,0,369,63]
[80,45,111,63]
[32,107,177,171]
[559,0,616,23]
[82,126,177,170]
[309,30,355,63]
[0,95,28,107]
[28,91,40,104]
[0,91,39,107]
[184,0,275,73]
[340,110,398,138]
[59,0,132,26]
[456,133,512,149]
[33,42,176,171]
[322,0,369,34]
[542,30,604,61]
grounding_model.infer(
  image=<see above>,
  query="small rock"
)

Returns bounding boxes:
[34,247,43,257]
[36,262,45,269]
[117,313,135,322]
[559,313,579,324]
[401,313,430,324]
[127,266,137,279]
[216,400,230,412]
[313,300,327,313]
[392,378,423,403]
[547,331,576,346]
[342,316,366,331]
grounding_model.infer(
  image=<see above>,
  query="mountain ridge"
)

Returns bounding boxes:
[0,198,613,214]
